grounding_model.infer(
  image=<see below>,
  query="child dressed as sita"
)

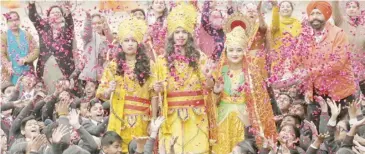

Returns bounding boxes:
[212,13,277,154]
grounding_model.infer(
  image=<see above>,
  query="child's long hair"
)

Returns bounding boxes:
[116,44,151,86]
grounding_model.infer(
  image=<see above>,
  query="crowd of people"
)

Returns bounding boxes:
[1,0,365,154]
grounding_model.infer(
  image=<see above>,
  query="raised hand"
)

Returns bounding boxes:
[311,132,330,149]
[52,124,70,144]
[108,80,117,92]
[303,120,318,140]
[355,134,365,145]
[304,90,313,104]
[354,140,365,152]
[257,1,263,13]
[135,136,149,152]
[203,59,216,78]
[304,120,318,137]
[150,116,165,133]
[153,81,164,93]
[55,101,70,116]
[262,136,277,152]
[68,109,81,129]
[326,98,341,118]
[348,99,361,119]
[314,96,328,113]
[213,82,224,94]
[13,99,28,108]
[27,134,47,153]
[62,1,72,12]
[353,145,365,154]
[353,118,365,128]
[134,136,149,153]
[270,0,278,6]
[316,133,330,143]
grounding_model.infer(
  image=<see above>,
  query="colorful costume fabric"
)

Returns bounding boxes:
[212,13,277,153]
[96,17,151,153]
[152,3,210,153]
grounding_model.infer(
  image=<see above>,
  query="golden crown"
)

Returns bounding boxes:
[223,12,257,48]
[118,17,147,44]
[167,3,198,36]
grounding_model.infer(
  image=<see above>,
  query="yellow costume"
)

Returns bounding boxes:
[212,13,277,153]
[153,3,210,153]
[270,6,302,78]
[96,18,152,153]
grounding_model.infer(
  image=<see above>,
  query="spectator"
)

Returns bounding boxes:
[131,9,146,20]
[28,1,76,93]
[81,99,108,137]
[298,1,356,118]
[332,1,365,96]
[269,0,302,81]
[72,12,113,83]
[101,131,122,154]
[260,124,305,154]
[197,1,233,60]
[146,0,168,57]
[277,93,293,114]
[1,11,39,85]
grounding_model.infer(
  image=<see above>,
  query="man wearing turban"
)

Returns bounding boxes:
[298,1,356,120]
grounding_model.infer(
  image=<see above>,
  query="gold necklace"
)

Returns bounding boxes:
[171,61,193,90]
[123,60,137,92]
[123,74,137,92]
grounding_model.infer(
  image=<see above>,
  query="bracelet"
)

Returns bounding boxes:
[58,112,68,116]
[349,119,357,126]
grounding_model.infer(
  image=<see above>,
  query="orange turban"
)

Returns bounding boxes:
[307,1,332,21]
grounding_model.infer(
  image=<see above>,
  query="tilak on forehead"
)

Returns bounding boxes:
[167,3,198,36]
[307,1,333,21]
[117,17,147,44]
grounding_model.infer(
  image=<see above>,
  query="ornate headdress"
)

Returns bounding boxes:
[214,12,277,147]
[118,17,147,44]
[223,12,257,49]
[167,3,198,36]
[218,12,256,68]
[225,26,248,48]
